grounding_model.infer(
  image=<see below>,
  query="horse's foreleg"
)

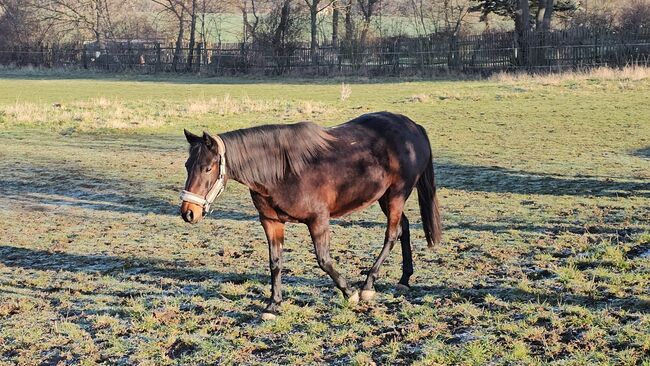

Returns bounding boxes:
[361,196,405,301]
[308,217,359,303]
[261,219,285,320]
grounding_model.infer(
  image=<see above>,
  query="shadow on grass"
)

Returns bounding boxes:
[632,146,650,159]
[3,244,647,316]
[0,69,470,85]
[0,157,646,222]
[0,163,260,220]
[0,245,327,296]
[402,283,650,314]
[0,164,177,215]
[437,162,650,198]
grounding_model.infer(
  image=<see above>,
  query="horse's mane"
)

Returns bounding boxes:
[221,122,335,186]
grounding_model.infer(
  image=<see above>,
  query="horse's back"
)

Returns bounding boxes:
[330,112,432,174]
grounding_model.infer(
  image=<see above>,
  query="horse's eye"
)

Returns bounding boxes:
[205,166,212,173]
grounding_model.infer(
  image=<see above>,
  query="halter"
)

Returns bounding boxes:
[180,134,227,214]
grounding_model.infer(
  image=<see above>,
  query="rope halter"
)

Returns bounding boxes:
[180,134,227,214]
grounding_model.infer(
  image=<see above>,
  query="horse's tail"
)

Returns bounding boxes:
[415,128,442,247]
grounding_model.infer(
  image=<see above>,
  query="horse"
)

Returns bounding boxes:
[180,111,441,320]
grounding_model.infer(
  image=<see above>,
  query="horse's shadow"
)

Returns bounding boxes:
[2,245,647,316]
[0,245,326,306]
[1,158,646,221]
[632,146,650,160]
[0,163,259,220]
[437,162,649,198]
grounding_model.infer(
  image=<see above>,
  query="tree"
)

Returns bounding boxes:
[0,0,46,47]
[187,0,197,71]
[357,0,379,45]
[470,0,576,65]
[406,0,471,36]
[29,0,116,46]
[304,0,334,63]
[331,0,340,46]
[536,0,554,32]
[344,0,354,45]
[241,0,263,43]
[470,0,577,32]
[256,0,306,73]
[151,0,188,71]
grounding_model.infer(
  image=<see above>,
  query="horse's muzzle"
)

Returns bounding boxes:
[180,202,204,224]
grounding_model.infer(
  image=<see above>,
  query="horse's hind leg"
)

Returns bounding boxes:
[308,216,360,303]
[361,195,405,301]
[398,213,413,289]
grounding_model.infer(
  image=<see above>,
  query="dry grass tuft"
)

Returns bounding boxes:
[1,95,332,131]
[409,93,429,103]
[340,83,352,102]
[490,66,650,84]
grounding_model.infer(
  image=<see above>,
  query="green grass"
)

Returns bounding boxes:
[0,70,649,365]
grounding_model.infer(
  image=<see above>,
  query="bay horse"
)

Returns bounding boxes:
[180,112,441,320]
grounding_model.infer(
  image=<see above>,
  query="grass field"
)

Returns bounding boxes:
[0,69,649,365]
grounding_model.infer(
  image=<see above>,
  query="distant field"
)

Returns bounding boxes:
[199,13,501,44]
[0,70,649,365]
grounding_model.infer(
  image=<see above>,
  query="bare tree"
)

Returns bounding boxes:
[344,0,354,44]
[255,0,306,72]
[29,0,116,46]
[409,0,431,35]
[536,0,554,32]
[442,0,470,35]
[332,0,340,46]
[304,0,334,62]
[151,0,188,70]
[241,0,264,43]
[357,0,379,45]
[187,0,197,70]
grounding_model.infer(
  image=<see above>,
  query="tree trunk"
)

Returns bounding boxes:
[172,7,185,72]
[273,0,292,71]
[535,0,554,31]
[95,0,103,49]
[332,0,339,46]
[514,0,530,66]
[542,0,554,32]
[344,0,353,44]
[359,0,377,47]
[241,0,249,43]
[188,0,197,71]
[310,2,318,63]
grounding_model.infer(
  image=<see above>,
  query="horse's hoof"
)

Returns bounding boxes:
[347,290,360,305]
[396,283,410,292]
[261,312,277,321]
[360,289,376,302]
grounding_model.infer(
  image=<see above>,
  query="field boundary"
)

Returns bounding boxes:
[1,28,650,76]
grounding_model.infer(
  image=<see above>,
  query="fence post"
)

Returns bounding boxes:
[196,43,202,72]
[594,31,600,66]
[82,45,88,69]
[155,43,161,73]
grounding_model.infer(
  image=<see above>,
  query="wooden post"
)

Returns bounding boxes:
[155,43,161,73]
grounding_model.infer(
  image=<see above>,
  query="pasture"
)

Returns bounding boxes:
[0,70,649,365]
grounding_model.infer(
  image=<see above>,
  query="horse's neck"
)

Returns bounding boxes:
[222,138,275,194]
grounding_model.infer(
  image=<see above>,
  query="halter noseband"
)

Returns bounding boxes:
[180,134,227,214]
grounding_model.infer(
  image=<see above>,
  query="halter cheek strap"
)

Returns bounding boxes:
[180,134,227,214]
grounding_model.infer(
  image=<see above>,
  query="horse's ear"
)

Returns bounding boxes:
[184,129,201,145]
[203,131,216,149]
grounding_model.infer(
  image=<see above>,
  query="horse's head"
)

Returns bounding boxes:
[180,129,227,224]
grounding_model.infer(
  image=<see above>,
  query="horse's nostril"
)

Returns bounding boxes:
[182,210,194,222]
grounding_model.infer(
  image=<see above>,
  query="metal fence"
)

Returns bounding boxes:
[1,28,649,76]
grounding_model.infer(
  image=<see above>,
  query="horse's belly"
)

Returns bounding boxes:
[327,177,389,218]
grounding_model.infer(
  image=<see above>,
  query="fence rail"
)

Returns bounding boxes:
[2,28,649,76]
